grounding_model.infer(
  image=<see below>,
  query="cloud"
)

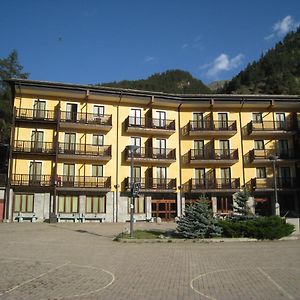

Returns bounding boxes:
[181,43,188,49]
[264,15,300,40]
[200,53,244,78]
[144,56,154,62]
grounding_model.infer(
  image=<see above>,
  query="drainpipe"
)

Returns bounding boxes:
[177,104,182,216]
[239,98,246,187]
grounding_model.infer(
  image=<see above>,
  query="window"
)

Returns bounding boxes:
[92,165,103,177]
[133,166,141,180]
[254,140,264,150]
[156,139,166,157]
[256,167,266,178]
[93,105,104,117]
[86,196,106,213]
[31,131,44,152]
[155,111,166,128]
[33,100,46,119]
[92,134,104,146]
[195,168,205,186]
[66,103,78,121]
[130,108,142,126]
[131,136,141,154]
[14,194,34,213]
[252,113,263,123]
[194,140,204,157]
[64,133,76,153]
[128,197,145,214]
[29,161,42,184]
[220,140,230,156]
[193,113,204,129]
[221,168,231,186]
[276,113,286,129]
[58,196,78,213]
[63,163,75,184]
[218,113,228,129]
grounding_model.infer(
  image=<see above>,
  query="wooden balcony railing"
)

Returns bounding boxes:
[189,178,240,191]
[11,174,52,186]
[249,149,295,161]
[13,140,55,154]
[188,120,237,132]
[247,120,296,134]
[60,111,112,126]
[124,177,176,191]
[189,149,238,161]
[250,177,297,190]
[125,116,175,131]
[56,175,111,188]
[125,147,176,160]
[15,108,56,121]
[58,143,111,157]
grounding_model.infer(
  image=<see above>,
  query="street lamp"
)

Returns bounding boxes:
[269,155,280,216]
[127,145,139,238]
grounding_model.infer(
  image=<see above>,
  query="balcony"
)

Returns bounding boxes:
[187,178,240,193]
[56,176,111,191]
[246,120,297,137]
[247,149,296,165]
[10,174,52,187]
[249,177,298,192]
[58,143,111,162]
[15,108,56,125]
[13,140,55,156]
[59,111,112,132]
[124,177,177,192]
[124,116,175,136]
[184,120,237,137]
[187,149,239,166]
[125,147,176,165]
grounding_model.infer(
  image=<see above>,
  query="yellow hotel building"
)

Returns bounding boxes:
[3,79,300,222]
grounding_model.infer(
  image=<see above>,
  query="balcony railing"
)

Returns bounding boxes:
[60,111,112,126]
[247,120,296,134]
[56,175,111,188]
[189,178,240,191]
[15,108,56,122]
[11,174,52,186]
[249,149,295,161]
[250,177,297,190]
[125,147,176,161]
[13,140,55,154]
[125,116,175,131]
[188,120,237,132]
[124,177,177,191]
[58,143,111,157]
[189,149,239,161]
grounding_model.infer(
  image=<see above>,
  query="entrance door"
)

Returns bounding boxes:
[151,199,177,221]
[29,162,42,185]
[31,131,44,152]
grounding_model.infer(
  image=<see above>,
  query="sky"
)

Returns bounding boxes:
[1,0,300,85]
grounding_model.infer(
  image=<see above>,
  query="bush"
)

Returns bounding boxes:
[219,216,294,240]
[176,201,222,239]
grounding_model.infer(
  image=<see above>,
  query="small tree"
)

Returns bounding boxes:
[176,200,222,239]
[233,190,253,218]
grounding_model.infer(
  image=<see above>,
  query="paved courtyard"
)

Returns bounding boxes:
[0,222,299,300]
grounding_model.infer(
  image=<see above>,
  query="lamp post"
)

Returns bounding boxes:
[269,155,280,216]
[127,145,139,238]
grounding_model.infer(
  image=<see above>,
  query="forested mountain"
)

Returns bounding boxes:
[222,27,300,94]
[97,69,212,94]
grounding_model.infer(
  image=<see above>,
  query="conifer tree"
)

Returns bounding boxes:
[233,190,253,218]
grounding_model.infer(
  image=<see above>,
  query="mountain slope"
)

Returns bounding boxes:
[222,27,300,94]
[97,69,211,94]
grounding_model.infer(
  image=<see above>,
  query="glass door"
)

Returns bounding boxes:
[194,140,204,158]
[31,131,44,152]
[130,108,142,126]
[278,140,289,158]
[195,168,205,188]
[29,162,42,185]
[131,136,141,155]
[156,167,167,188]
[64,133,76,154]
[218,113,228,129]
[33,100,46,119]
[63,163,75,186]
[279,167,291,188]
[221,167,231,188]
[157,139,166,158]
[193,113,204,129]
[276,113,286,129]
[156,111,166,128]
[220,140,230,158]
[66,103,78,122]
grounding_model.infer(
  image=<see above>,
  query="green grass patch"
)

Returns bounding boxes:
[115,229,165,240]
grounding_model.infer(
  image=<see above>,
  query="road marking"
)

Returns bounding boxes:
[0,262,70,296]
[257,267,294,300]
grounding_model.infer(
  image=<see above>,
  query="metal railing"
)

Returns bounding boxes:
[56,175,111,188]
[249,148,294,161]
[58,143,111,157]
[13,140,55,154]
[251,177,297,189]
[124,177,177,190]
[189,148,238,160]
[60,111,112,126]
[247,120,296,133]
[125,116,175,130]
[125,147,176,160]
[188,120,237,132]
[11,174,52,186]
[15,108,56,121]
[189,178,240,190]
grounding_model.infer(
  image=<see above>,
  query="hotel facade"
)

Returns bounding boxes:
[3,79,300,222]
